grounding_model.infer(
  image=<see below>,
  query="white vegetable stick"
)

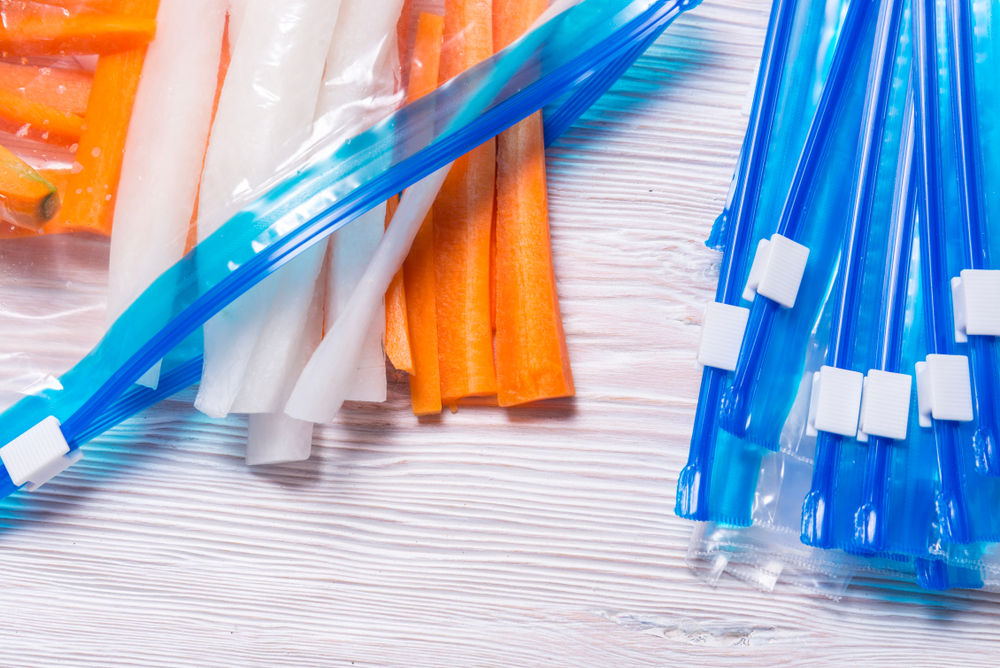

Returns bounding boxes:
[246,412,313,465]
[107,0,227,389]
[238,0,403,463]
[194,0,343,419]
[285,164,452,423]
[327,203,388,403]
[226,0,253,52]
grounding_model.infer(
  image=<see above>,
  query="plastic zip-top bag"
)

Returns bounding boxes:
[0,0,703,498]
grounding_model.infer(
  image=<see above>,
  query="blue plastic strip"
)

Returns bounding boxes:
[718,0,880,444]
[675,0,798,521]
[946,0,1000,477]
[801,0,906,549]
[911,0,971,544]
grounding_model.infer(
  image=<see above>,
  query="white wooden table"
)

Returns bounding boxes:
[2,1,999,665]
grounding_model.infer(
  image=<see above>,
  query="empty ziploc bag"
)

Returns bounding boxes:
[0,0,703,497]
[676,0,849,525]
[715,0,880,450]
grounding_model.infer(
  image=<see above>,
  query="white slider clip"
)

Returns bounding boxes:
[806,365,864,438]
[0,416,82,491]
[742,234,810,308]
[915,355,974,428]
[696,302,750,371]
[856,369,912,442]
[951,269,1000,343]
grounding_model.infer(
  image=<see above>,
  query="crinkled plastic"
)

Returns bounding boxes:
[0,0,703,498]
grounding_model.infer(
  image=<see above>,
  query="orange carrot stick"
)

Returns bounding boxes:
[0,14,156,56]
[402,11,444,415]
[0,86,84,145]
[55,0,159,235]
[0,142,59,230]
[397,0,412,89]
[31,1,117,13]
[492,0,574,406]
[435,0,496,404]
[384,193,415,373]
[0,62,92,115]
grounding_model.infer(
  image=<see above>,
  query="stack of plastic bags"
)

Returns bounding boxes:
[677,0,1000,595]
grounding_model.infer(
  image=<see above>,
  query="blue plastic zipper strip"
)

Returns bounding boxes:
[800,0,906,550]
[675,0,798,520]
[0,0,701,497]
[911,0,972,544]
[851,86,917,554]
[718,0,880,442]
[947,0,1000,477]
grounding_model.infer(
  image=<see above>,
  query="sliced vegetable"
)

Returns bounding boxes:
[56,0,161,236]
[0,62,92,115]
[0,14,157,56]
[0,87,84,145]
[31,1,117,12]
[193,0,342,419]
[434,0,497,404]
[107,0,227,395]
[385,193,414,373]
[402,11,445,416]
[492,0,574,406]
[0,143,59,230]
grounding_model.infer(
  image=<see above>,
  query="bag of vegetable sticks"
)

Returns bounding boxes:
[0,0,701,498]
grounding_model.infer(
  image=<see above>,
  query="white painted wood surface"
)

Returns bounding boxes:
[2,1,1000,665]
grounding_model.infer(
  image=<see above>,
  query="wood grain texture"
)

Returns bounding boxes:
[2,1,1000,665]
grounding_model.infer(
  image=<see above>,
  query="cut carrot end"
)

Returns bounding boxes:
[0,143,59,230]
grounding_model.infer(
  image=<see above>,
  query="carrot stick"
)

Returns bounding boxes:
[31,1,117,13]
[491,0,574,406]
[0,86,84,145]
[396,0,412,88]
[0,62,92,115]
[55,0,159,235]
[400,11,444,415]
[0,14,156,56]
[0,143,59,230]
[384,193,415,373]
[435,0,496,404]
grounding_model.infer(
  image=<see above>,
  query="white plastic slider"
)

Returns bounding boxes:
[697,302,750,371]
[951,269,1000,343]
[915,354,974,428]
[806,365,864,438]
[856,369,912,442]
[0,416,81,490]
[742,234,810,308]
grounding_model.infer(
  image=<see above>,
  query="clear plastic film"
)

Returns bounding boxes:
[0,0,703,497]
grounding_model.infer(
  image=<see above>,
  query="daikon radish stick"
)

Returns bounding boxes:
[57,0,160,236]
[286,164,453,423]
[193,0,342,419]
[313,0,406,404]
[107,0,226,390]
[492,0,574,406]
[225,0,252,53]
[434,0,497,404]
[242,252,325,465]
[234,0,402,465]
